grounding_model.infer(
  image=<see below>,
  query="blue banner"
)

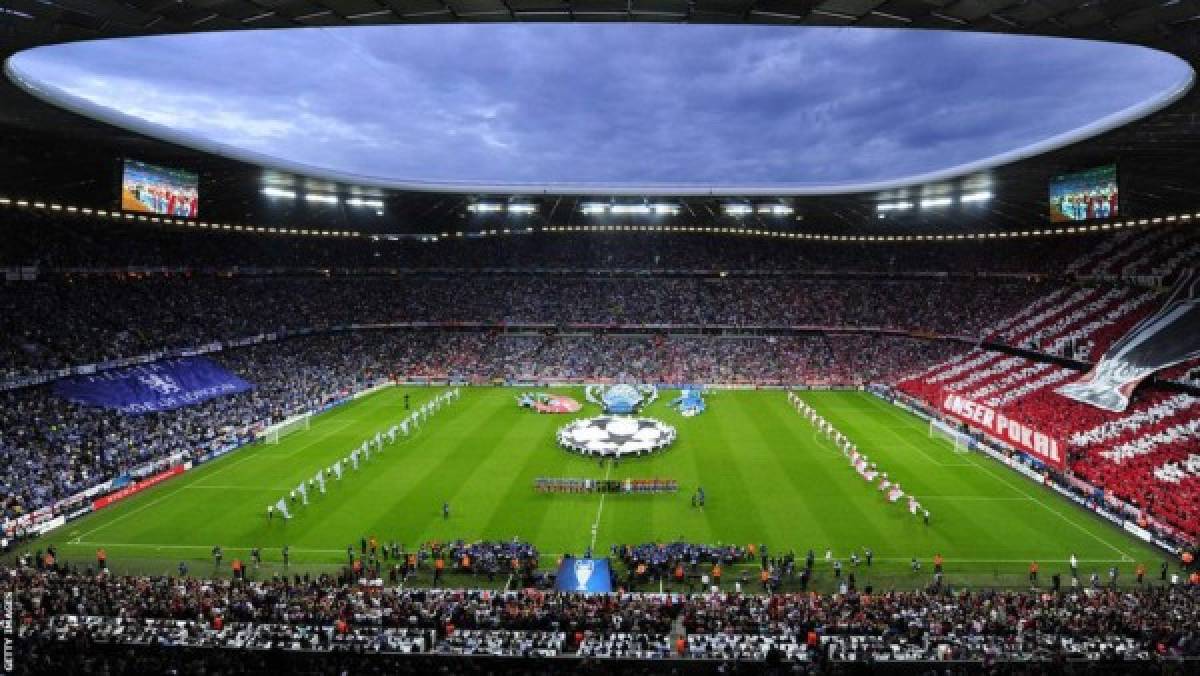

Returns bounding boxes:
[53,357,253,414]
[555,557,613,594]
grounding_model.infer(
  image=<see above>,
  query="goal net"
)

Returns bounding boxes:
[929,417,971,454]
[264,413,311,444]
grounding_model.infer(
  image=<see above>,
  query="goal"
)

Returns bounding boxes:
[264,412,311,444]
[929,417,971,454]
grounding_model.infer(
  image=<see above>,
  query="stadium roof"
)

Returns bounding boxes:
[2,1,1200,233]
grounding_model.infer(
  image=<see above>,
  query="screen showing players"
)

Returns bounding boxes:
[120,159,199,217]
[1049,164,1117,222]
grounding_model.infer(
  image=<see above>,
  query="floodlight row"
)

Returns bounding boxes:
[0,196,362,238]
[877,191,993,212]
[0,194,1187,244]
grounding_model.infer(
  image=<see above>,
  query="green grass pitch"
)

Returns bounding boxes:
[36,386,1166,590]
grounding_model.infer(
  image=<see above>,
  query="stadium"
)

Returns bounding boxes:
[2,2,1200,673]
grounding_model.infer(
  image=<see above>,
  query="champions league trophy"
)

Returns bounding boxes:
[573,558,595,592]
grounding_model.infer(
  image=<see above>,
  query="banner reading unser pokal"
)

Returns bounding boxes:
[940,393,1065,470]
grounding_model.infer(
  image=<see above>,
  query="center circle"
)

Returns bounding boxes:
[557,415,677,458]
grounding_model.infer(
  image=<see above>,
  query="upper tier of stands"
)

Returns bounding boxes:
[0,207,1144,273]
[0,276,1038,380]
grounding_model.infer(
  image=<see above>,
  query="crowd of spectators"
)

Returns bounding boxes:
[0,274,1022,378]
[0,332,392,521]
[7,564,1199,666]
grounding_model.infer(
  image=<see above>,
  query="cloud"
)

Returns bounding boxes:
[10,25,1192,187]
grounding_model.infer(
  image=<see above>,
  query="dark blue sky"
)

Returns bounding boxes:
[8,25,1192,189]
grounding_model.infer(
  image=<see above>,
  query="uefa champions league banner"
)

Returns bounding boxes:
[555,557,613,594]
[53,356,253,414]
[1057,271,1200,413]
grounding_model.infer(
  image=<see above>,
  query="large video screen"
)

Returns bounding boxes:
[120,160,199,218]
[1049,164,1117,222]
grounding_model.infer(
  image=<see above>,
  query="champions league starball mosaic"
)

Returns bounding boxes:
[556,415,676,458]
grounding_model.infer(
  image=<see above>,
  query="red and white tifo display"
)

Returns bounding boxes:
[557,416,676,458]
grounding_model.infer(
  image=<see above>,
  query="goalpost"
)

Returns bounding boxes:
[929,417,971,454]
[264,412,311,444]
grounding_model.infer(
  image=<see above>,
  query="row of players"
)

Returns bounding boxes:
[788,392,931,523]
[533,478,679,494]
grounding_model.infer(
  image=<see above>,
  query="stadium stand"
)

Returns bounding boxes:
[4,1,1200,669]
[8,565,1199,669]
[0,207,1106,272]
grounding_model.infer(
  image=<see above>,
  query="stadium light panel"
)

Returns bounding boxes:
[580,202,608,214]
[506,203,537,214]
[960,191,993,203]
[920,197,953,208]
[611,205,651,215]
[723,204,753,216]
[757,204,793,216]
[304,193,338,205]
[467,203,505,213]
[345,197,384,209]
[875,202,913,212]
[650,203,680,215]
[262,187,297,199]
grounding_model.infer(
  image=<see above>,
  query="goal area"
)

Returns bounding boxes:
[264,413,311,444]
[929,417,971,454]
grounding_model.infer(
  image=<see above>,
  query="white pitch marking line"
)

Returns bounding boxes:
[74,486,191,542]
[65,542,1136,566]
[721,557,1132,566]
[917,496,1033,501]
[588,462,614,552]
[77,416,347,541]
[962,451,1135,562]
[68,542,348,555]
[70,389,418,543]
[186,485,296,491]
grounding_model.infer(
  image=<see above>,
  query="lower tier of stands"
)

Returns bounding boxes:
[9,567,1199,665]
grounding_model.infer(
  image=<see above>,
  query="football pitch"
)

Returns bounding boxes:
[38,386,1165,590]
